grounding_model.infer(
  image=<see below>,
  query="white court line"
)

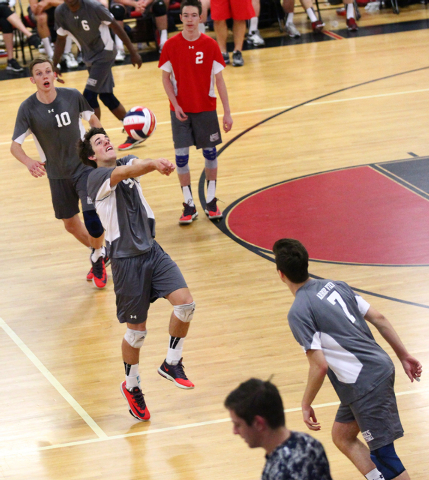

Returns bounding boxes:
[0,317,108,440]
[0,334,425,460]
[2,86,429,147]
[305,88,429,106]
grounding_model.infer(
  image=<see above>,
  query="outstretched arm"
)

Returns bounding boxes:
[365,306,422,382]
[10,141,46,178]
[215,71,232,133]
[302,349,328,431]
[110,158,175,187]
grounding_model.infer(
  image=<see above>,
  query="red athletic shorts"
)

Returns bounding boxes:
[210,0,255,21]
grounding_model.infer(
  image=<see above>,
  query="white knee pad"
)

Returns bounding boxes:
[124,328,147,348]
[173,302,195,323]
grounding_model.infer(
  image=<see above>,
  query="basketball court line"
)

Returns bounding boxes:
[0,315,425,457]
[0,317,108,440]
[2,86,429,147]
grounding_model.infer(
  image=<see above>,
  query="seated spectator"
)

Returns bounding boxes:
[110,0,170,59]
[282,0,324,37]
[247,0,264,47]
[0,0,40,72]
[29,0,78,68]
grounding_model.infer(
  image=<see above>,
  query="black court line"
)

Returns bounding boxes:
[198,67,429,310]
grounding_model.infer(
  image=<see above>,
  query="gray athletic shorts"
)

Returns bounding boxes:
[86,59,115,93]
[170,110,222,149]
[111,241,187,325]
[49,167,95,220]
[335,373,404,451]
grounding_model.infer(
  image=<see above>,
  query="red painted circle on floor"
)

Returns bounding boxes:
[227,166,429,265]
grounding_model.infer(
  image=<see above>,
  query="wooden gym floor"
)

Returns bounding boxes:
[0,3,428,479]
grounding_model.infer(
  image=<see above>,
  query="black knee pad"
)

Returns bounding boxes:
[83,210,104,238]
[110,3,126,21]
[370,443,406,480]
[83,89,99,109]
[152,0,167,17]
[99,92,120,111]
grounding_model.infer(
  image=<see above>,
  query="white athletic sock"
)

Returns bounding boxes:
[166,336,185,365]
[160,29,168,45]
[125,363,141,390]
[346,3,355,19]
[306,8,317,22]
[64,36,73,54]
[365,468,385,480]
[198,22,205,33]
[206,180,217,203]
[91,247,103,262]
[286,12,294,25]
[115,34,124,52]
[249,16,258,32]
[182,185,194,206]
[42,37,53,58]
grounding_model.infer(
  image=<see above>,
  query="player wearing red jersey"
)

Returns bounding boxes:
[158,0,233,225]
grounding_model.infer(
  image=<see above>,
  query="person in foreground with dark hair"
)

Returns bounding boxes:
[225,378,332,480]
[79,127,196,421]
[273,238,422,480]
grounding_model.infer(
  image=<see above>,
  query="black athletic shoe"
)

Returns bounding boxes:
[179,203,198,224]
[90,250,107,288]
[6,58,23,72]
[158,358,194,389]
[204,198,223,220]
[27,34,41,48]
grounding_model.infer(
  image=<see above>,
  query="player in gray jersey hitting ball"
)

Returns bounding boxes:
[11,57,109,289]
[273,238,422,480]
[79,127,195,421]
[52,0,143,151]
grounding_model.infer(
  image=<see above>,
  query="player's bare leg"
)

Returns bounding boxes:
[232,20,245,53]
[213,20,228,55]
[121,321,150,421]
[332,421,381,476]
[158,288,195,388]
[111,103,126,121]
[178,172,198,224]
[62,214,91,247]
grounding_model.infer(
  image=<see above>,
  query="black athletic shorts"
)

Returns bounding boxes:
[49,167,95,219]
[170,110,222,149]
[111,241,187,325]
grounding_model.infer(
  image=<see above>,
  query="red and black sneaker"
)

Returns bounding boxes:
[87,254,110,281]
[91,254,107,288]
[204,198,223,220]
[158,358,194,389]
[179,203,198,225]
[120,381,151,421]
[118,136,145,151]
[347,17,358,31]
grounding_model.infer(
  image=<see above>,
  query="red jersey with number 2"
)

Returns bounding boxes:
[158,33,226,113]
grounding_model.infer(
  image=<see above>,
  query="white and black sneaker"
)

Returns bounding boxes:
[63,52,78,69]
[6,58,24,72]
[247,30,265,47]
[232,51,244,67]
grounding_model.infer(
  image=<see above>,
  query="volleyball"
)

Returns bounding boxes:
[123,107,157,141]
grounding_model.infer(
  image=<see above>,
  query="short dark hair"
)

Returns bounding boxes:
[29,56,54,76]
[224,378,285,429]
[78,127,107,168]
[273,238,309,284]
[180,0,202,15]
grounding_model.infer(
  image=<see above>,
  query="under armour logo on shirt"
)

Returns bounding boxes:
[48,109,54,113]
[74,16,79,19]
[189,46,194,49]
